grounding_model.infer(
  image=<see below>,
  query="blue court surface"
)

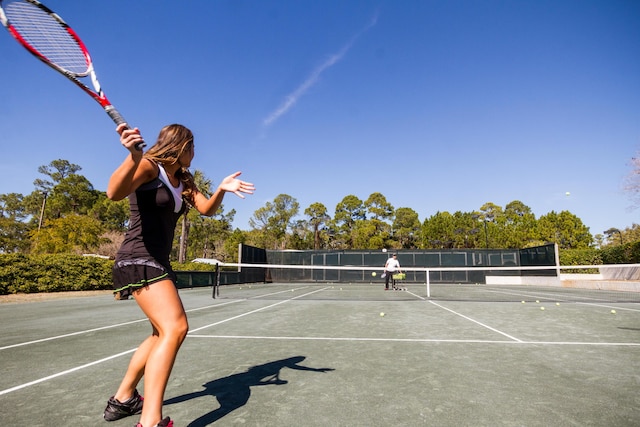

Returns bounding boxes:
[1,283,639,426]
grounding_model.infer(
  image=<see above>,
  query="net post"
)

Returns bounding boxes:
[426,268,431,298]
[554,243,560,278]
[212,262,220,299]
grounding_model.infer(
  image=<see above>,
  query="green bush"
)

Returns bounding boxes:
[0,254,113,295]
[171,261,219,272]
[559,240,640,273]
[559,248,602,266]
[600,241,640,264]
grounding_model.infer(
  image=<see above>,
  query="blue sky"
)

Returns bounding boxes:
[1,0,638,239]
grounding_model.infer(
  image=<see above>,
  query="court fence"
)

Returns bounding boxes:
[176,243,558,288]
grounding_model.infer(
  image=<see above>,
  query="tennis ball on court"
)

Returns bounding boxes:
[611,309,617,314]
[540,307,545,311]
[556,302,560,306]
[372,272,377,277]
[380,312,385,317]
[521,301,525,304]
[536,300,540,304]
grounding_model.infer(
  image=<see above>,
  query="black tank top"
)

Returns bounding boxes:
[116,169,186,268]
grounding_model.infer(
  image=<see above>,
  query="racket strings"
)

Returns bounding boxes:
[6,1,89,75]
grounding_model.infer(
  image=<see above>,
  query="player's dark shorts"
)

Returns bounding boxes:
[112,258,176,300]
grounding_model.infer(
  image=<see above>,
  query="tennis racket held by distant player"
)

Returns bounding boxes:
[0,0,145,149]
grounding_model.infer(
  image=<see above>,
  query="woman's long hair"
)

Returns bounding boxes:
[144,124,196,203]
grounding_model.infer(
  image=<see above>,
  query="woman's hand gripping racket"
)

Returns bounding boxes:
[0,0,145,149]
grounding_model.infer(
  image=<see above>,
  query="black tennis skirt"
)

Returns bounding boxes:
[112,258,176,300]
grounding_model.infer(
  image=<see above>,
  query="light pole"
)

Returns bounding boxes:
[38,191,48,232]
[472,214,489,249]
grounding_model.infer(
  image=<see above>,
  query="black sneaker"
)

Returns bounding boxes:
[135,417,173,427]
[104,389,144,421]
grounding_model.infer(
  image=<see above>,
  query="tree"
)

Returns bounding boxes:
[33,159,82,193]
[352,220,380,249]
[223,229,247,263]
[604,227,624,246]
[537,210,592,249]
[289,219,313,249]
[249,194,299,249]
[174,170,240,262]
[0,193,30,253]
[184,209,236,260]
[422,211,456,248]
[89,194,129,232]
[501,200,537,248]
[365,192,394,221]
[334,195,365,249]
[393,207,420,249]
[364,192,394,245]
[31,214,105,254]
[304,202,330,250]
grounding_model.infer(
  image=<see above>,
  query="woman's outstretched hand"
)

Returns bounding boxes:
[220,172,255,199]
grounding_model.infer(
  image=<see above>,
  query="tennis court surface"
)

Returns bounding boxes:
[1,281,639,426]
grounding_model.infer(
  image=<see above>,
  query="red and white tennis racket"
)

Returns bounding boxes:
[0,0,144,149]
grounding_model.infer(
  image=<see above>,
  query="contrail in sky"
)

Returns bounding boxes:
[263,13,379,128]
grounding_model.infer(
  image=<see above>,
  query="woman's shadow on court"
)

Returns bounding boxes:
[164,356,334,426]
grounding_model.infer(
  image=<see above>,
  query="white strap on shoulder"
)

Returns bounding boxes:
[156,164,184,213]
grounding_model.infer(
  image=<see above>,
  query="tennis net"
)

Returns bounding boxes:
[205,263,640,303]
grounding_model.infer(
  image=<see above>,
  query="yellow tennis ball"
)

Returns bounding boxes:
[540,307,545,311]
[380,312,385,317]
[521,301,525,304]
[536,300,540,304]
[556,302,560,306]
[372,272,377,277]
[611,309,617,314]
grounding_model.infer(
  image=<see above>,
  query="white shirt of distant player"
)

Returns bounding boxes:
[384,257,400,272]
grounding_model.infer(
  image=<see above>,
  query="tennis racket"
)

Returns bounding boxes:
[0,0,144,149]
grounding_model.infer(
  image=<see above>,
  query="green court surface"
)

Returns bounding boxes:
[1,284,639,426]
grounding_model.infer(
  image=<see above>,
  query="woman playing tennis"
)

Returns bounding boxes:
[103,123,255,427]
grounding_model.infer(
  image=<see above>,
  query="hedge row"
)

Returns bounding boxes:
[0,254,220,295]
[0,254,114,294]
[560,241,640,266]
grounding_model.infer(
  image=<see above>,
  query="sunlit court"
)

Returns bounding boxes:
[2,263,640,426]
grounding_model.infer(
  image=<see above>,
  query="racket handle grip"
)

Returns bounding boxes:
[105,105,146,150]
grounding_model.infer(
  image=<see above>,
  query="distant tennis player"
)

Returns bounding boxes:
[383,253,401,290]
[103,123,255,427]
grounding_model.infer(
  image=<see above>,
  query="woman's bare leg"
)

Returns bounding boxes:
[126,280,188,427]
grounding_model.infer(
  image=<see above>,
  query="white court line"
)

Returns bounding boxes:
[578,302,640,312]
[0,299,243,351]
[187,334,640,347]
[0,349,137,396]
[481,287,635,304]
[405,290,426,300]
[429,300,523,342]
[0,287,328,396]
[0,319,148,351]
[189,287,329,333]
